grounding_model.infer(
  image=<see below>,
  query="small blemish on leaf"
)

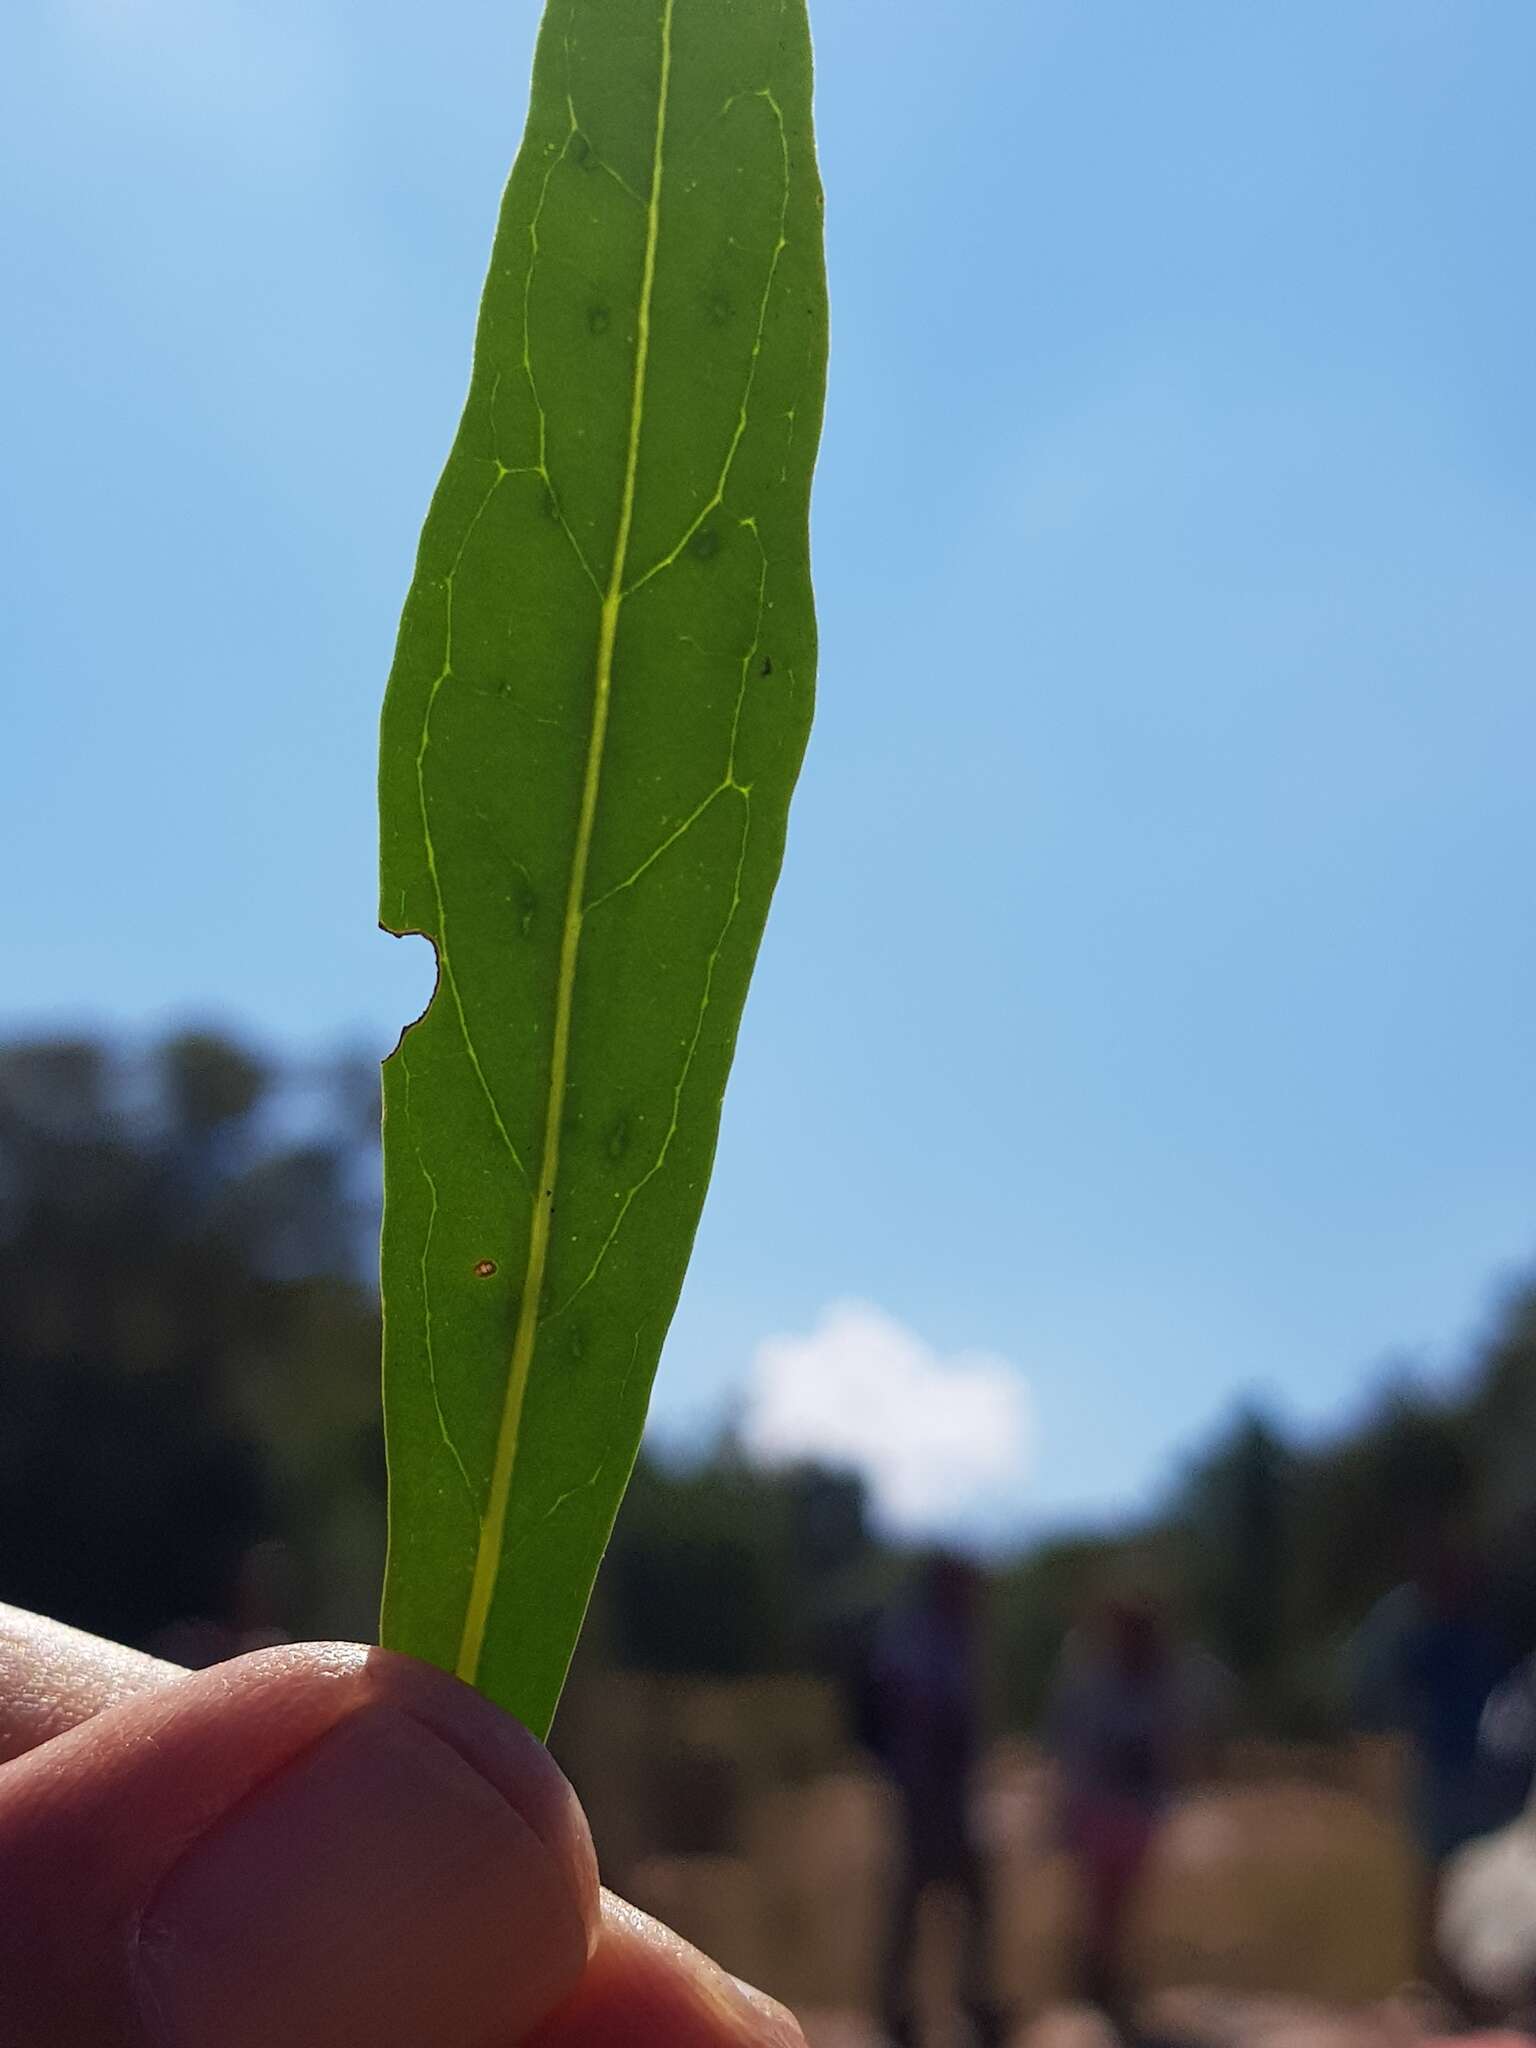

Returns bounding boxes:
[473,1259,497,1278]
[605,1117,629,1161]
[758,654,773,677]
[690,527,721,563]
[588,305,610,336]
[570,132,592,167]
[707,291,733,324]
[542,483,561,523]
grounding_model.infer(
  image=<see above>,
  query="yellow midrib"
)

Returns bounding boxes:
[454,0,677,1687]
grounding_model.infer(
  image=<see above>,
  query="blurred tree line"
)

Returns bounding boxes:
[3,1029,1535,1736]
[0,1032,385,1650]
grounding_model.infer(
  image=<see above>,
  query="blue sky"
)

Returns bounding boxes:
[4,0,1534,1537]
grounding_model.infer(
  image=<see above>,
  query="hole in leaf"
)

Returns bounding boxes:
[376,926,442,1058]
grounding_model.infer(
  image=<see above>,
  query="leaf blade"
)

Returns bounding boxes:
[378,0,826,1737]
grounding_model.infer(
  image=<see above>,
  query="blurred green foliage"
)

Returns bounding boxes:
[0,1032,385,1648]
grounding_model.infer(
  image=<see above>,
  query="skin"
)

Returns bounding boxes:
[0,1605,805,2048]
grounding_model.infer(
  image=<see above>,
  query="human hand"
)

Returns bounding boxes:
[0,1605,805,2048]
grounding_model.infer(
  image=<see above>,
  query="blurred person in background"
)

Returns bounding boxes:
[866,1550,1001,2048]
[1044,1586,1226,2028]
[1353,1500,1533,2016]
[1434,1609,1536,2026]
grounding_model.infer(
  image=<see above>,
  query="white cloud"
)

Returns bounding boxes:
[741,1301,1032,1536]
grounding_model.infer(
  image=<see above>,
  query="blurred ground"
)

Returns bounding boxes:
[557,1674,1434,2047]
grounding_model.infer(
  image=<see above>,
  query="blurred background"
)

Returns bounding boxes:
[4,2,1536,2044]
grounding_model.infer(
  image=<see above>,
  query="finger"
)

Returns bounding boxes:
[0,1611,807,2046]
[525,1893,806,2048]
[0,1602,178,1760]
[0,1638,599,2048]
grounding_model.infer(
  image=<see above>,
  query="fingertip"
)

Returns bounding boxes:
[0,1631,602,2047]
[523,1892,806,2048]
[153,1641,603,1947]
[354,1647,602,1949]
[136,1700,592,2048]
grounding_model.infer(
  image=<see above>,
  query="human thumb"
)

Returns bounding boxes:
[0,1638,598,2048]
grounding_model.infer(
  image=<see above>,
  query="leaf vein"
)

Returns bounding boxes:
[518,86,602,594]
[414,470,532,1185]
[622,88,791,598]
[547,520,769,1318]
[454,0,679,1689]
[401,1046,481,1526]
[549,792,751,1320]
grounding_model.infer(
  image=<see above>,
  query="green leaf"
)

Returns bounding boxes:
[377,0,826,1738]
